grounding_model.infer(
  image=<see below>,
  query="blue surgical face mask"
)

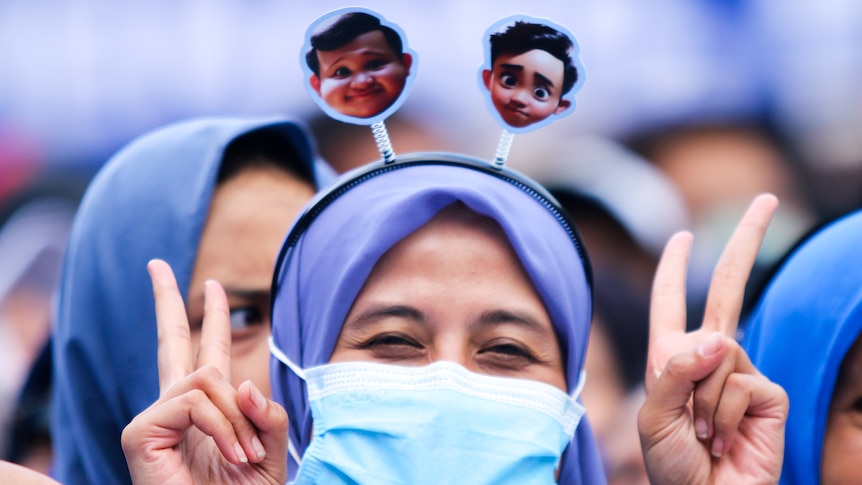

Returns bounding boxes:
[269,337,586,485]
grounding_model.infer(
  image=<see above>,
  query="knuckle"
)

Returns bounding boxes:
[183,388,208,406]
[192,365,224,384]
[664,353,689,379]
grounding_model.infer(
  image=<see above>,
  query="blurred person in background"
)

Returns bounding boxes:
[510,135,689,482]
[626,120,821,329]
[742,208,862,484]
[51,116,330,485]
[0,174,85,464]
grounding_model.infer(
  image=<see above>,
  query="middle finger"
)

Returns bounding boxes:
[701,194,778,337]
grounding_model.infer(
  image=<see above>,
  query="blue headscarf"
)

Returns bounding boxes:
[271,154,605,484]
[51,116,330,485]
[742,209,862,485]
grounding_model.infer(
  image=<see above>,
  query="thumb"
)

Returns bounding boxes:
[236,380,289,481]
[639,333,727,437]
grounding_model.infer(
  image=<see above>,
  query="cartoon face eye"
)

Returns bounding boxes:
[332,66,352,78]
[365,58,390,71]
[500,72,518,88]
[533,86,550,100]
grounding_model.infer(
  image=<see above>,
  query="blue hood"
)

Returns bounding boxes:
[51,116,329,485]
[742,209,862,485]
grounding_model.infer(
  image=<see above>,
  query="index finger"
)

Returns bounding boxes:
[649,230,694,347]
[148,259,194,396]
[702,193,778,337]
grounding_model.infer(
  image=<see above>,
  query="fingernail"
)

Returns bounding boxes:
[695,417,709,439]
[711,437,724,458]
[235,442,248,463]
[249,381,267,411]
[252,434,266,459]
[698,333,723,357]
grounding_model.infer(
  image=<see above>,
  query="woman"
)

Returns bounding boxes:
[743,209,862,484]
[124,154,787,484]
[52,116,329,484]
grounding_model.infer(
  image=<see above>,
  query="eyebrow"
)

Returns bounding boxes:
[532,72,555,89]
[476,309,552,336]
[343,304,425,331]
[499,63,524,72]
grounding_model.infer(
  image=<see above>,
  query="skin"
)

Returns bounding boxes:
[0,461,60,485]
[331,204,566,390]
[123,194,789,485]
[482,49,571,128]
[186,162,315,398]
[821,335,862,485]
[309,30,412,119]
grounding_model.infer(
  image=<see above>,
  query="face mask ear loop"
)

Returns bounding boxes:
[571,370,587,401]
[268,336,307,381]
[288,439,302,467]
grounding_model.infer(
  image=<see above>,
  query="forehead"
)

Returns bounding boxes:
[316,30,400,68]
[493,49,565,83]
[193,167,314,289]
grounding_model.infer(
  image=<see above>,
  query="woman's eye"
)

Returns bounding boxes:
[365,334,420,348]
[479,341,538,367]
[533,86,550,100]
[332,66,351,78]
[500,73,517,87]
[852,396,862,413]
[229,306,264,330]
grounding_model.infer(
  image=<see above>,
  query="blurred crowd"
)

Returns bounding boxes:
[1,1,861,483]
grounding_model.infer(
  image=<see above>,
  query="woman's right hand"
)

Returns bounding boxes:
[121,259,288,485]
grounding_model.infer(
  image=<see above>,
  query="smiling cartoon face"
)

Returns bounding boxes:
[310,30,413,120]
[483,49,571,129]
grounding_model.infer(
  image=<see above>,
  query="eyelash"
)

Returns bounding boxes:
[363,333,421,348]
[478,340,539,368]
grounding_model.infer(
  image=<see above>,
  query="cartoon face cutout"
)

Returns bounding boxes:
[303,8,416,125]
[480,16,584,134]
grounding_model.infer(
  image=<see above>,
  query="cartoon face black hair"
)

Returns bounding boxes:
[489,21,577,96]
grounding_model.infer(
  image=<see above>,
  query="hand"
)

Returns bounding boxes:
[121,259,288,485]
[639,194,789,484]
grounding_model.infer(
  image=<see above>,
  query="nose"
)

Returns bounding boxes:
[351,72,375,88]
[430,334,471,369]
[509,89,529,107]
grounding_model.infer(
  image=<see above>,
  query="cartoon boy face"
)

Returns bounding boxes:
[310,30,413,120]
[483,49,572,129]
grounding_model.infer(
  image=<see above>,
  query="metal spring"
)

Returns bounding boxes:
[492,129,515,169]
[371,121,396,164]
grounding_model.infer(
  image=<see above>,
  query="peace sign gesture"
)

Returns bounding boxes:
[638,194,789,484]
[121,260,288,484]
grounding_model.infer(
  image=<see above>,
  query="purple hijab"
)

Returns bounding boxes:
[271,154,605,483]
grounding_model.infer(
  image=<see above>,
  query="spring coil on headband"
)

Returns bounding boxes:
[372,121,396,164]
[492,130,515,169]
